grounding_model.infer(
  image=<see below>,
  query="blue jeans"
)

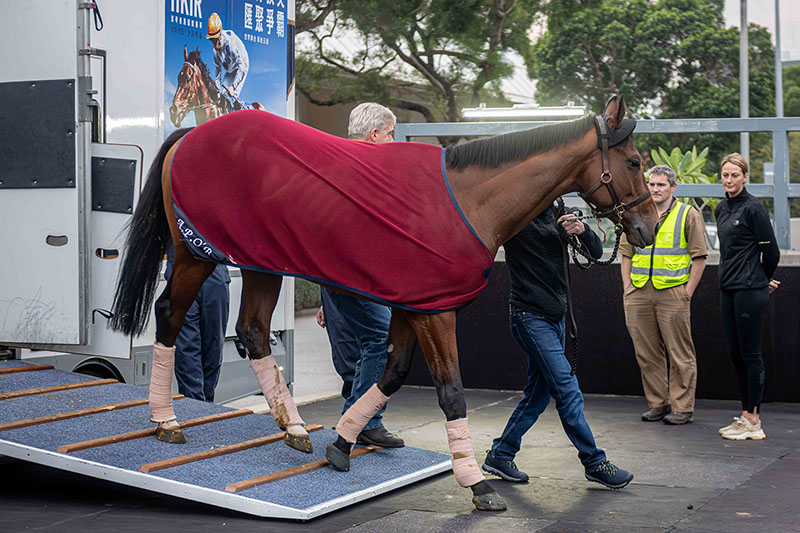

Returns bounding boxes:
[491,307,605,468]
[320,287,360,398]
[325,291,391,431]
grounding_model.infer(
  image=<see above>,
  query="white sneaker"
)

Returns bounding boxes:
[719,416,742,435]
[721,418,766,440]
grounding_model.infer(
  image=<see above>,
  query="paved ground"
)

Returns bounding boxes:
[2,312,798,531]
[1,386,798,532]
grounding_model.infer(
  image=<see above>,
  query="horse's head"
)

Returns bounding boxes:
[170,46,207,127]
[575,96,657,247]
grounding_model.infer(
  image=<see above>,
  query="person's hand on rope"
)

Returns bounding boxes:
[558,214,585,236]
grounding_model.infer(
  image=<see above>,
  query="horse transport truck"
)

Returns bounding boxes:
[0,0,297,402]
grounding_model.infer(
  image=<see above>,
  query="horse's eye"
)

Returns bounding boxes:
[626,159,641,169]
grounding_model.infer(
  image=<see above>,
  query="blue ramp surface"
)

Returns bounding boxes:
[0,360,451,519]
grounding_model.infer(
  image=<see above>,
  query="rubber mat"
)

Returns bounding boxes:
[0,361,451,519]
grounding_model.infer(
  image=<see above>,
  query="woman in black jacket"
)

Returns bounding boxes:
[714,153,781,441]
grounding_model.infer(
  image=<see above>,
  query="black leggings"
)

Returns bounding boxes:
[720,287,770,413]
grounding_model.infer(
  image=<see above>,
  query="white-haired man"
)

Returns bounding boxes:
[620,165,707,425]
[316,102,403,448]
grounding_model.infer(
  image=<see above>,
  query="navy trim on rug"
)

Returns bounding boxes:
[440,149,490,251]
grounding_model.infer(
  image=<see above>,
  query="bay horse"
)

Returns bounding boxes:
[169,45,246,127]
[110,95,657,511]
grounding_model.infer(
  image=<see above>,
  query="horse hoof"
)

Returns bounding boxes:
[472,491,507,511]
[284,432,313,453]
[155,425,187,444]
[326,443,350,472]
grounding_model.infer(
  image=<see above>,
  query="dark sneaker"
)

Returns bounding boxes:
[356,426,405,448]
[481,450,529,482]
[663,411,694,425]
[641,405,671,422]
[585,460,633,489]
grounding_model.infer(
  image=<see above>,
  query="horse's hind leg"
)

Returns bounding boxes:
[237,270,311,453]
[326,309,418,470]
[150,242,216,443]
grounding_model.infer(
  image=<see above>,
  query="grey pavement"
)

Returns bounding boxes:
[1,388,798,532]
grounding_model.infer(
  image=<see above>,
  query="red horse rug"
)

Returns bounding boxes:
[169,110,494,313]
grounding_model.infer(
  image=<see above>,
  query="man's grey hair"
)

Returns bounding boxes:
[648,165,677,186]
[348,102,396,140]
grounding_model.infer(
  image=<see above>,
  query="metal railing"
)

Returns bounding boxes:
[395,117,800,248]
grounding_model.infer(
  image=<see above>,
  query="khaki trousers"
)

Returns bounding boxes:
[623,281,697,412]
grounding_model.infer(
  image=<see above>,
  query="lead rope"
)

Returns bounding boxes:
[569,222,624,271]
[555,198,581,376]
[555,198,624,375]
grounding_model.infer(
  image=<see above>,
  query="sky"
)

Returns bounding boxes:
[724,0,800,62]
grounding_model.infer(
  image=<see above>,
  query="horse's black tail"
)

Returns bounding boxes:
[109,128,193,336]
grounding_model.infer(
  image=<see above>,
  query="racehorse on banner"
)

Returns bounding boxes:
[110,95,657,511]
[169,45,263,127]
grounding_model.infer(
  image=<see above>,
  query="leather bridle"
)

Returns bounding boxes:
[179,61,217,112]
[578,115,651,222]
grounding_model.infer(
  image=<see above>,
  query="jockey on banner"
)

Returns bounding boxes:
[206,12,251,111]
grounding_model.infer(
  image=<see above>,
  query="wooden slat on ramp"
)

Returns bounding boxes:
[225,445,383,493]
[0,365,54,375]
[138,424,325,473]
[0,395,185,432]
[56,408,255,454]
[0,379,117,401]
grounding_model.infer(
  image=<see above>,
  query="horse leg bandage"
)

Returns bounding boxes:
[250,356,304,429]
[150,343,177,423]
[335,384,389,443]
[445,418,484,487]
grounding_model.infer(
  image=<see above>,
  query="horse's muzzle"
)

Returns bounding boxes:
[169,104,186,128]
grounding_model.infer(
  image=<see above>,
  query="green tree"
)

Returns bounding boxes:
[658,24,775,169]
[784,65,800,117]
[529,0,727,114]
[530,0,776,172]
[296,0,541,129]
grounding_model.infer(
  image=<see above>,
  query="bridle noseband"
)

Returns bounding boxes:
[577,115,651,222]
[562,114,652,270]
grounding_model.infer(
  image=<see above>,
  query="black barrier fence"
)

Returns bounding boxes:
[407,262,800,403]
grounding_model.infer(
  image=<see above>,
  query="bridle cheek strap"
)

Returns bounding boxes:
[579,115,650,222]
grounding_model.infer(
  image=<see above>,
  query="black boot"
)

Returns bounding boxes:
[356,426,405,448]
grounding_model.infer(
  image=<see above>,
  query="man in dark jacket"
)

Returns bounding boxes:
[482,202,634,489]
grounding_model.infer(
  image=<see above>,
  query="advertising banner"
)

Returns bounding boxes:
[164,0,288,138]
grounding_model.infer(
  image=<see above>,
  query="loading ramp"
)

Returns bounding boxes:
[0,360,451,520]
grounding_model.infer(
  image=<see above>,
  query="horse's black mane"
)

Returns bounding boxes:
[187,49,222,100]
[445,114,597,170]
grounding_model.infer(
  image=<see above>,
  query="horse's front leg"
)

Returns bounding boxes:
[406,311,505,511]
[327,310,505,512]
[326,309,417,466]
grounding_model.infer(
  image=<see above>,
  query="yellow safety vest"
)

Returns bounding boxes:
[631,201,691,289]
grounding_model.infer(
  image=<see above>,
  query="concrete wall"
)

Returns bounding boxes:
[406,253,800,403]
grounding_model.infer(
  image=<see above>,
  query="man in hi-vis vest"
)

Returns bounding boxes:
[620,165,707,425]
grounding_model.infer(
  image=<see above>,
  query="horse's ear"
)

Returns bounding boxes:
[184,45,188,61]
[604,95,626,130]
